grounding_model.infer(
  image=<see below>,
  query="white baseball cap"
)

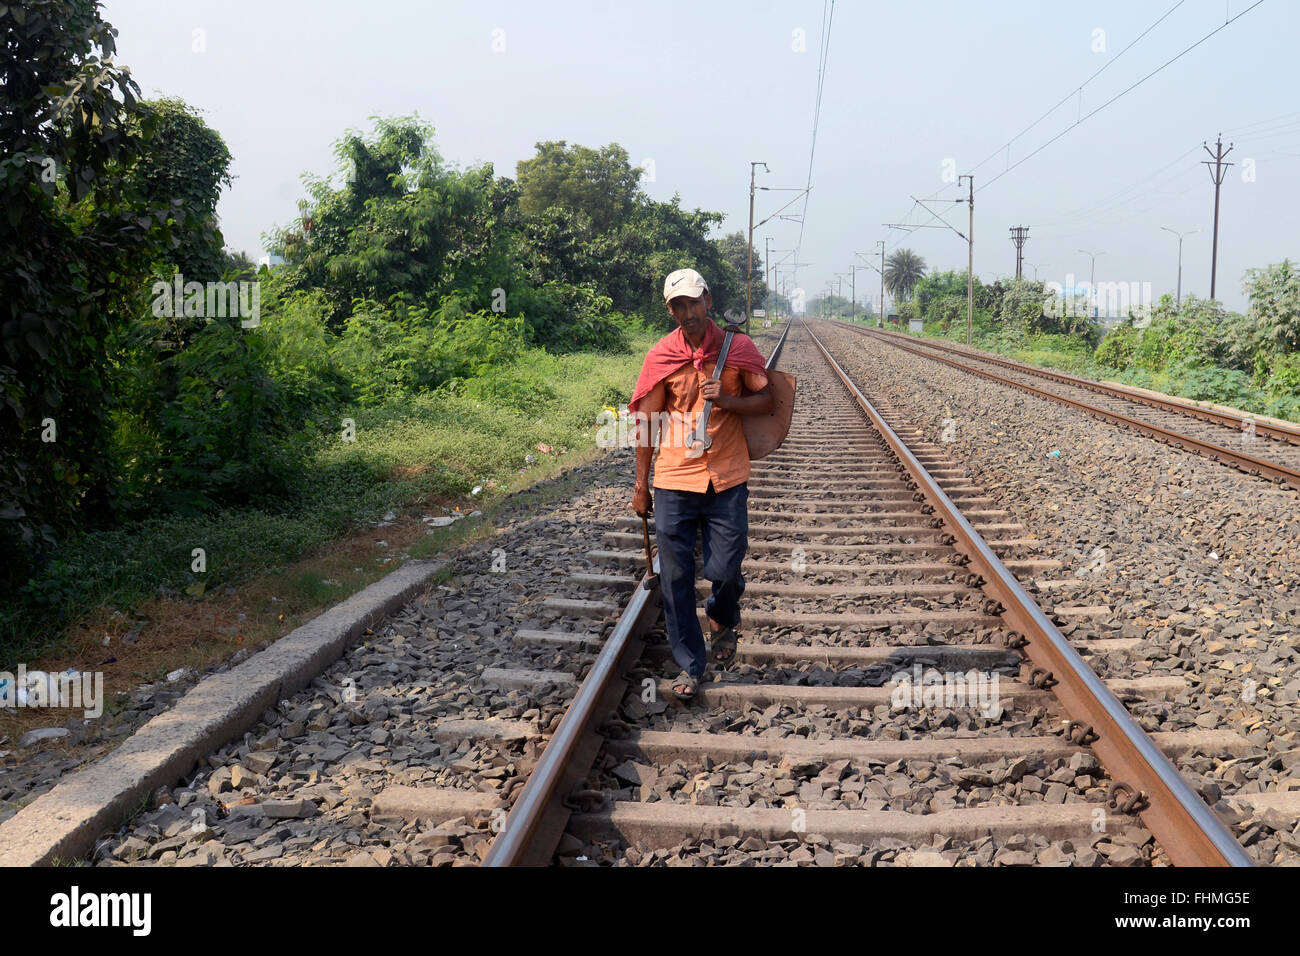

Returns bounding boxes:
[663,268,709,303]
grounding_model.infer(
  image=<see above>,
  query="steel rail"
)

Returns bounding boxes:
[480,562,660,866]
[767,316,793,369]
[848,323,1300,491]
[484,319,790,866]
[803,320,1253,867]
[862,323,1300,445]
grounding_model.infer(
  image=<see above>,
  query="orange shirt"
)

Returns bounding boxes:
[647,360,769,493]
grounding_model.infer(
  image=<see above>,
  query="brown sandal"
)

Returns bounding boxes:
[671,670,698,701]
[711,627,739,664]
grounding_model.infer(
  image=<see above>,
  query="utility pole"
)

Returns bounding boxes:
[959,174,974,344]
[855,247,884,327]
[1201,135,1233,301]
[878,240,885,327]
[1160,227,1201,308]
[850,264,856,322]
[764,236,773,325]
[1078,248,1108,318]
[1009,225,1029,279]
[746,161,769,332]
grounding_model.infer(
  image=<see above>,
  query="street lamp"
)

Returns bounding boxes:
[1159,227,1201,308]
[1078,248,1108,317]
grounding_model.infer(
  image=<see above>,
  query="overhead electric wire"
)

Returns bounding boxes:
[883,0,1266,255]
[792,0,834,284]
[882,0,1188,247]
[978,0,1266,193]
[965,0,1187,182]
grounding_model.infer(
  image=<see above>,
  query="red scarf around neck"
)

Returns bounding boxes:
[628,320,768,413]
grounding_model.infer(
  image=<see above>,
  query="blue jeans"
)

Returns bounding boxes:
[653,482,749,680]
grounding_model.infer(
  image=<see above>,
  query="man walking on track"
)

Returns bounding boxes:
[629,268,773,701]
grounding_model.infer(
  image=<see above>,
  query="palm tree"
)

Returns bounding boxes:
[884,249,927,302]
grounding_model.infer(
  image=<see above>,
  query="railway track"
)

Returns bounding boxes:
[487,320,1263,867]
[51,319,1285,868]
[845,323,1300,491]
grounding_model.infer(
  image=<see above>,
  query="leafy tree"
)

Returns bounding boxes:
[884,249,927,302]
[996,278,1050,331]
[273,116,499,326]
[1,0,178,557]
[714,231,765,318]
[915,270,977,319]
[127,98,232,279]
[516,141,642,236]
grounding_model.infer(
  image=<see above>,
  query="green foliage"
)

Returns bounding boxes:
[0,0,185,562]
[274,116,498,325]
[1244,259,1300,354]
[256,288,352,411]
[516,141,643,235]
[714,231,765,318]
[914,270,975,319]
[127,98,232,278]
[111,310,316,515]
[1094,324,1140,370]
[885,249,927,302]
[334,298,526,405]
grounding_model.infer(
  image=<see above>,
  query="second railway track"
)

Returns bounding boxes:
[849,323,1300,490]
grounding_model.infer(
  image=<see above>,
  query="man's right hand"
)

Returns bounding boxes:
[633,485,652,517]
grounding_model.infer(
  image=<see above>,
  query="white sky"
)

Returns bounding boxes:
[103,0,1300,312]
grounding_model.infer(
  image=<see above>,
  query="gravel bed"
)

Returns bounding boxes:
[591,748,1111,812]
[88,450,641,866]
[569,829,1160,867]
[815,321,1300,864]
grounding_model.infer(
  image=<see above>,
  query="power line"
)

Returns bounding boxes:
[965,0,1187,182]
[978,0,1266,194]
[882,0,1188,249]
[793,0,834,284]
[883,1,1264,254]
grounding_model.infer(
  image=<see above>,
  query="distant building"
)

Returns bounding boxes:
[257,253,286,269]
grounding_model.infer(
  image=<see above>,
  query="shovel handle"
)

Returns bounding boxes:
[640,515,658,589]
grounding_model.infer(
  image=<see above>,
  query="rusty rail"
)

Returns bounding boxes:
[803,321,1253,867]
[848,323,1300,491]
[864,323,1300,446]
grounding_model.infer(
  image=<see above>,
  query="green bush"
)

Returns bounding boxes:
[1095,325,1140,370]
